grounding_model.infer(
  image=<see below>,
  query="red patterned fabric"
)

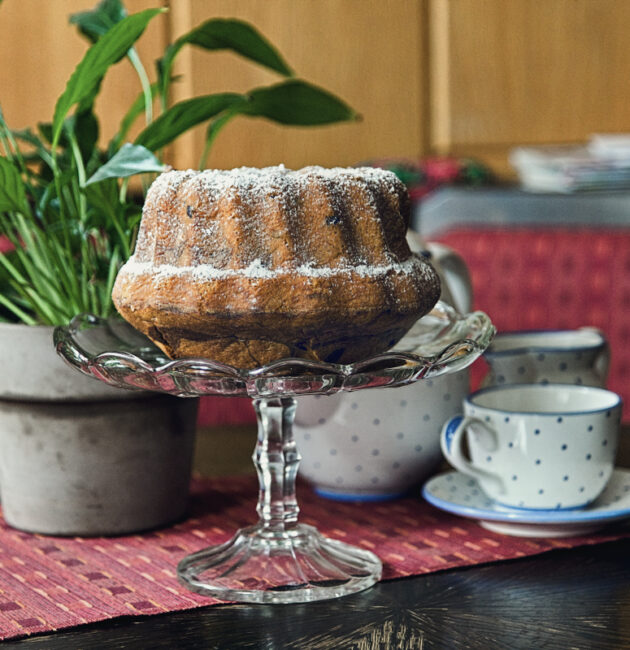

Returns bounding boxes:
[436,228,630,419]
[0,475,627,641]
[198,396,254,426]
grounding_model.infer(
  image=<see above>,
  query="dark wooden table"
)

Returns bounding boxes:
[6,426,630,650]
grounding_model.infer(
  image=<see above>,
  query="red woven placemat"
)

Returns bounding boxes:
[0,474,628,640]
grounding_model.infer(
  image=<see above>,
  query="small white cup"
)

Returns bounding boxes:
[440,384,622,510]
[483,328,609,389]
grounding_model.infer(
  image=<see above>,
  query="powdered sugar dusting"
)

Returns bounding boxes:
[131,164,414,273]
[122,255,433,282]
[144,165,401,219]
[149,164,401,198]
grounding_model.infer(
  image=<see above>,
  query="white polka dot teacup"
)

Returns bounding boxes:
[483,328,609,389]
[440,384,622,510]
[294,371,469,501]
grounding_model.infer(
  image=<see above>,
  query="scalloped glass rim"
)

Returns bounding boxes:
[53,301,495,398]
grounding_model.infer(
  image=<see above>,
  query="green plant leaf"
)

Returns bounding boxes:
[72,110,100,164]
[70,2,154,134]
[159,18,293,98]
[52,7,164,149]
[70,0,127,43]
[111,81,160,151]
[0,157,27,213]
[85,143,166,186]
[13,127,47,150]
[36,123,55,146]
[83,177,119,216]
[243,80,359,125]
[135,93,246,152]
[199,110,240,168]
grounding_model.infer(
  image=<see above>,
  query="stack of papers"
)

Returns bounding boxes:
[510,135,630,192]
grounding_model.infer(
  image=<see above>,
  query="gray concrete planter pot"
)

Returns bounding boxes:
[0,323,198,536]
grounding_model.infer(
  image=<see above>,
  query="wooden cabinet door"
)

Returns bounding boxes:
[429,0,630,175]
[167,0,427,170]
[0,1,167,145]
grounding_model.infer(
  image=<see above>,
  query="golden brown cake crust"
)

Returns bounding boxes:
[113,165,440,368]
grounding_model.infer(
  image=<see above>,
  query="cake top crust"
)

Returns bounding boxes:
[127,164,425,281]
[146,164,405,206]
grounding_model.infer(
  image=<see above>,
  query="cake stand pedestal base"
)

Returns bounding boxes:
[177,522,381,604]
[177,397,382,604]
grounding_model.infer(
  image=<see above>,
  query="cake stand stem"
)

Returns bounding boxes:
[253,397,301,532]
[177,396,382,604]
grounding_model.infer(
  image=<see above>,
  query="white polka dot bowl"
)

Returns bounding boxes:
[294,370,469,501]
[483,328,609,389]
[440,383,622,510]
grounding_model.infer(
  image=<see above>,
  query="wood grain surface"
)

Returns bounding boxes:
[7,539,630,649]
[429,0,630,175]
[0,0,168,144]
[166,0,427,170]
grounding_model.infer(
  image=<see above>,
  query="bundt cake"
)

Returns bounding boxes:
[112,165,440,368]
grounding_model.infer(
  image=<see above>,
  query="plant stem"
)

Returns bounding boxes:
[0,292,37,325]
[119,177,130,205]
[50,153,73,256]
[99,199,130,260]
[127,47,153,125]
[0,254,58,324]
[68,130,88,221]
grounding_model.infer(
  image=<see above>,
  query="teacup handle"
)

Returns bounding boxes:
[440,415,504,490]
[576,327,610,386]
[426,242,473,314]
[594,343,610,386]
[594,336,610,387]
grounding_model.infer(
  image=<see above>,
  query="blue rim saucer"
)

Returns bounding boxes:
[422,468,630,536]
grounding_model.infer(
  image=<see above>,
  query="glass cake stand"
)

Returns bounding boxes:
[54,301,494,604]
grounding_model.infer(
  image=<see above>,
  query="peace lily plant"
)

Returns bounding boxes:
[0,0,356,326]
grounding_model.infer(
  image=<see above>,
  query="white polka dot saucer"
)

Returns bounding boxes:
[422,468,630,537]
